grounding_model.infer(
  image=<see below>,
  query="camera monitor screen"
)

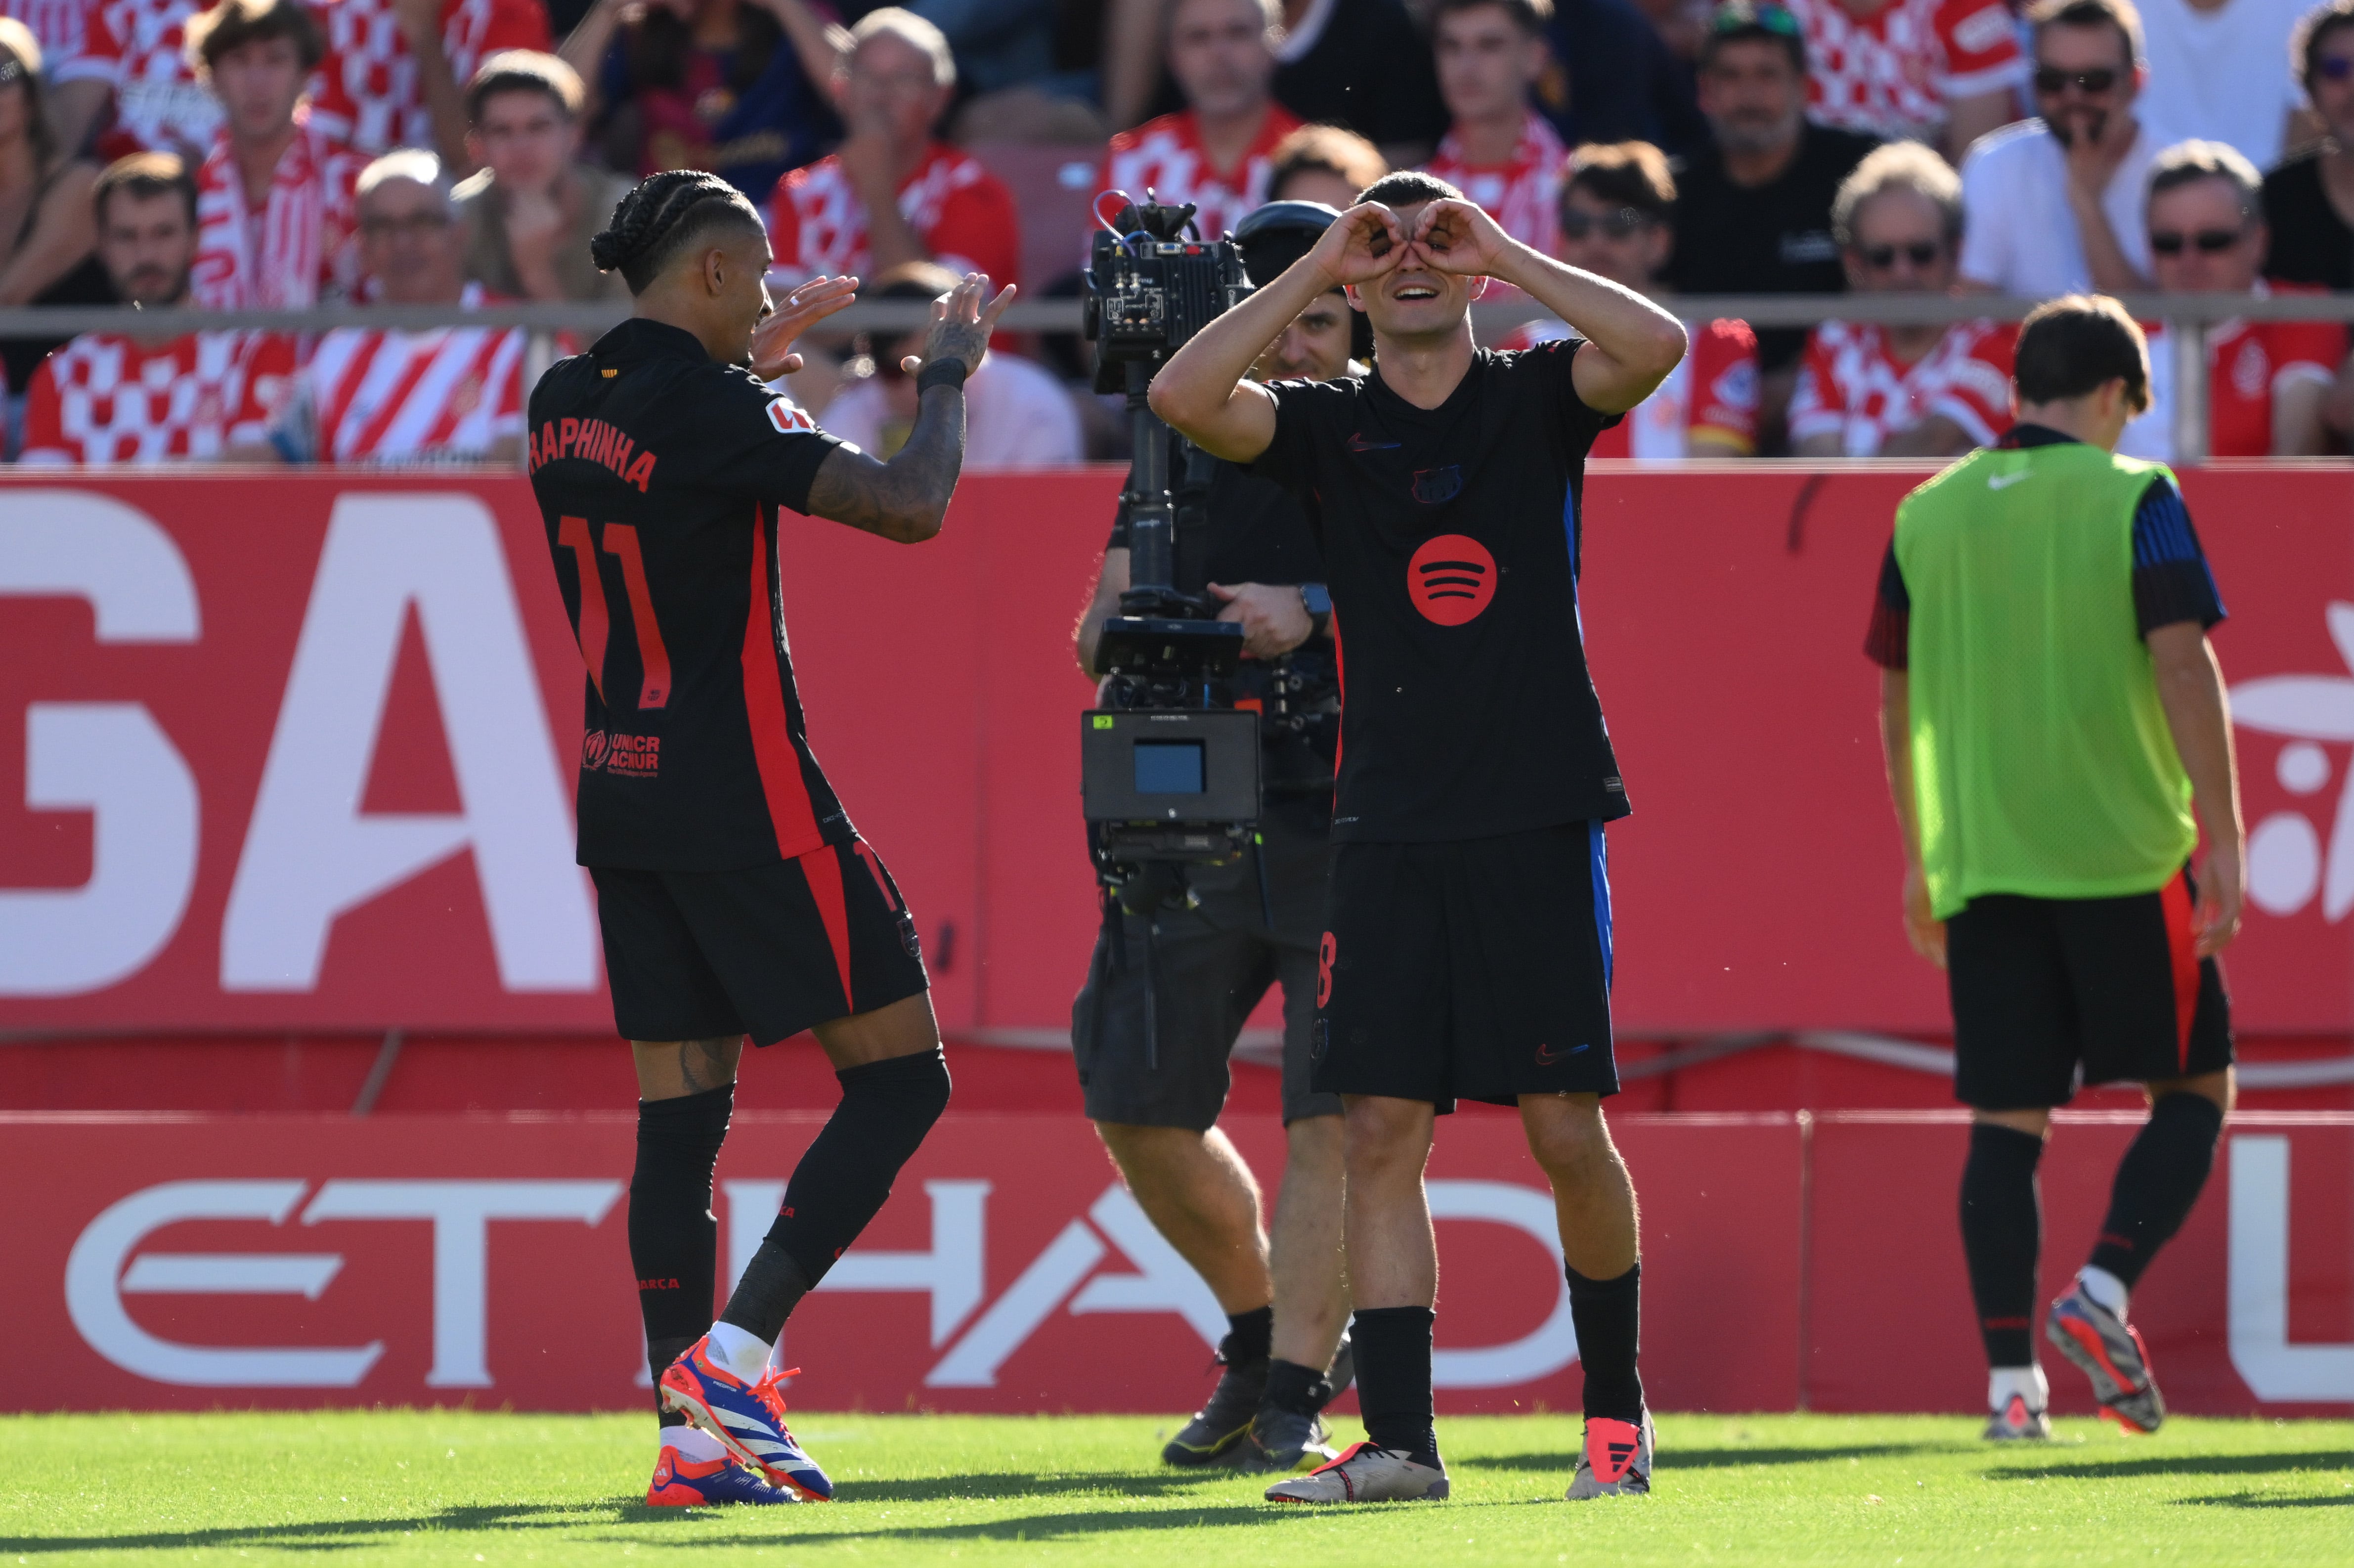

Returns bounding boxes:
[1133,740,1206,794]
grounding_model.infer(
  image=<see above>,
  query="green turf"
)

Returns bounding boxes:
[1,1411,2348,1565]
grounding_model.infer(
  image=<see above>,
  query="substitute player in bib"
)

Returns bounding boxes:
[1867,295,2242,1440]
[1150,173,1686,1504]
[529,169,1012,1506]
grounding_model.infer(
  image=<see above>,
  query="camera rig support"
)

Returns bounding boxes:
[1077,194,1265,1065]
[1079,195,1263,886]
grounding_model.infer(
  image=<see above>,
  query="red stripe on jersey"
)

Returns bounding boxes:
[2160,870,2200,1070]
[803,841,855,1014]
[740,507,824,856]
[347,330,444,456]
[557,515,609,699]
[851,839,901,911]
[603,523,672,708]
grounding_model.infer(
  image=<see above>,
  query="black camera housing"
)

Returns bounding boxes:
[1083,224,1251,394]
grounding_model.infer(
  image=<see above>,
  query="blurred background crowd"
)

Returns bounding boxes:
[1,0,2351,467]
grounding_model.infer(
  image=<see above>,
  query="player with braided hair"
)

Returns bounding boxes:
[530,166,1013,1506]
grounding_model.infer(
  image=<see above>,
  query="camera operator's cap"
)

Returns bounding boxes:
[1233,200,1344,289]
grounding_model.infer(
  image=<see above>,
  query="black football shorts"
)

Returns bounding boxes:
[1314,822,1620,1109]
[1947,864,2233,1111]
[1071,795,1341,1130]
[592,838,929,1046]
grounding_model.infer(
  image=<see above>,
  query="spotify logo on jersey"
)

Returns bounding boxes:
[1408,534,1496,625]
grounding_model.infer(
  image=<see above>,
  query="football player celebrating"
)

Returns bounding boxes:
[528,168,1011,1505]
[1149,174,1685,1503]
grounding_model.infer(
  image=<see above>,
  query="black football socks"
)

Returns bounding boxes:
[2087,1092,2225,1290]
[628,1083,734,1423]
[720,1046,953,1344]
[1351,1305,1439,1467]
[1566,1261,1645,1424]
[1961,1122,2045,1368]
[1223,1305,1274,1368]
[1262,1356,1327,1418]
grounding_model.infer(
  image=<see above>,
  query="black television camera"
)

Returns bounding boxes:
[1078,197,1263,910]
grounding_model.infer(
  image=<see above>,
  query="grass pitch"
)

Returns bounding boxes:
[1,1411,2347,1566]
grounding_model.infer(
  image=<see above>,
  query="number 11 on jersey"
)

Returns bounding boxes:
[559,515,672,710]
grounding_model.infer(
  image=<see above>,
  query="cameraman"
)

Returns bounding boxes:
[1070,201,1357,1476]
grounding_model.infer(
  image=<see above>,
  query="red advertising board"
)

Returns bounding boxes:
[3,1110,2346,1416]
[2,466,2351,1038]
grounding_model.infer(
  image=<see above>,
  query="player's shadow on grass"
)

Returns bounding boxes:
[661,1503,1318,1546]
[1467,1442,1947,1475]
[712,1469,1271,1506]
[1987,1451,2353,1481]
[0,1501,593,1555]
[2176,1489,2354,1509]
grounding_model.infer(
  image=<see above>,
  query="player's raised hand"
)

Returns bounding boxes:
[906,273,1019,379]
[751,275,860,379]
[1409,198,1512,277]
[1312,203,1408,288]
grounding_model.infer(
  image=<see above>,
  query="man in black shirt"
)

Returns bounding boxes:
[1664,3,1877,435]
[1151,170,1686,1504]
[527,169,1011,1506]
[1071,202,1354,1477]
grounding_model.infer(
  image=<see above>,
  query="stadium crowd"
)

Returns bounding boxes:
[0,0,2350,465]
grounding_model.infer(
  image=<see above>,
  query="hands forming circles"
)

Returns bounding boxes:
[1315,198,1511,292]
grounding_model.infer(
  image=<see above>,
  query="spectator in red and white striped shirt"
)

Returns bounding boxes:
[21,150,297,464]
[186,0,367,309]
[252,149,525,466]
[1423,0,1569,261]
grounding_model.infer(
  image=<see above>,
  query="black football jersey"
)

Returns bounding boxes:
[527,318,852,870]
[1251,339,1629,842]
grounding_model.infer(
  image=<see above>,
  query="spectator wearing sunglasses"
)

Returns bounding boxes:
[816,260,1080,470]
[1958,0,2169,298]
[2117,140,2342,460]
[1791,141,2015,455]
[1503,141,1761,458]
[2264,0,2354,290]
[2134,0,2311,173]
[1664,3,1878,442]
[1784,0,2024,157]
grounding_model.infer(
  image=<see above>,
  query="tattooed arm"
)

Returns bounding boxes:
[803,273,1018,543]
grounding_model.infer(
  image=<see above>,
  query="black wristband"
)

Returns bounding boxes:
[915,359,969,393]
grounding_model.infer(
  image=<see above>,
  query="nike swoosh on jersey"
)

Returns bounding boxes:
[1987,471,2032,489]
